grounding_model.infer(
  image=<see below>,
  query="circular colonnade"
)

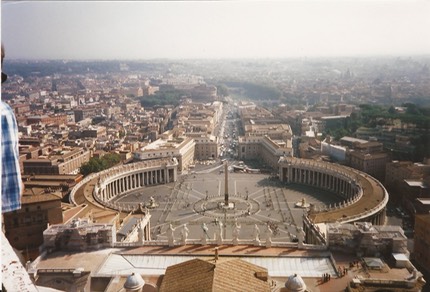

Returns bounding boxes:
[71,156,388,241]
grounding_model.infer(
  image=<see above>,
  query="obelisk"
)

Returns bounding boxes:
[224,161,229,205]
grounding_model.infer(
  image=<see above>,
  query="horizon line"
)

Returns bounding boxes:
[5,54,430,62]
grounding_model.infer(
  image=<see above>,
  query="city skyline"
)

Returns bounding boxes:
[2,0,430,60]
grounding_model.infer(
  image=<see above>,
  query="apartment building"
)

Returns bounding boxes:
[386,160,426,192]
[3,190,63,260]
[238,135,293,168]
[348,151,390,182]
[26,114,68,126]
[23,147,91,175]
[346,141,390,182]
[133,135,195,171]
[414,214,430,274]
[188,134,219,161]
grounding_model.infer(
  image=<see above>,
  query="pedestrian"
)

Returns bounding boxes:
[1,44,23,214]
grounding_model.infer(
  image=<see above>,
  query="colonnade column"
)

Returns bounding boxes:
[333,177,337,193]
[341,180,346,196]
[326,174,330,189]
[135,173,138,188]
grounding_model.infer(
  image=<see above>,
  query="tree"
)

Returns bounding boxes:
[216,84,229,97]
[79,153,121,176]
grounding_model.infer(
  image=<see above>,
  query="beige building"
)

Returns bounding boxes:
[133,135,195,171]
[188,134,219,160]
[238,135,293,168]
[348,151,390,182]
[23,147,91,175]
[175,102,220,135]
[244,123,293,140]
[343,140,390,182]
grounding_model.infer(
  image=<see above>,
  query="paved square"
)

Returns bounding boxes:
[115,171,341,242]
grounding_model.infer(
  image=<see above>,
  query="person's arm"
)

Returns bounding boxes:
[1,101,23,213]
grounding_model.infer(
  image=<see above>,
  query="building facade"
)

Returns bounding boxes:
[191,134,219,160]
[23,148,91,175]
[239,135,293,168]
[43,218,116,252]
[3,192,63,256]
[133,136,195,171]
[414,214,430,274]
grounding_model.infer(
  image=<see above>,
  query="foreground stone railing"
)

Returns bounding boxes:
[113,239,327,250]
[1,232,39,291]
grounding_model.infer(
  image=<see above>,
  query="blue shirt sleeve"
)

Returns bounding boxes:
[1,101,22,213]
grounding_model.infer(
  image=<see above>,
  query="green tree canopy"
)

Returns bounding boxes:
[80,153,121,176]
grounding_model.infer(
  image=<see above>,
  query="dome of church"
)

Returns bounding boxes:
[124,272,145,291]
[285,274,307,292]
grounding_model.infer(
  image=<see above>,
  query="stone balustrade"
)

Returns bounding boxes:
[113,238,327,250]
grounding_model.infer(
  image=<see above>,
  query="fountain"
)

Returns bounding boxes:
[295,197,310,209]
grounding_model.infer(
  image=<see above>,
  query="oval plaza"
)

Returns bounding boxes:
[74,154,388,246]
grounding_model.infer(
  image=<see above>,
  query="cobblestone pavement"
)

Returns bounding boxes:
[116,171,341,242]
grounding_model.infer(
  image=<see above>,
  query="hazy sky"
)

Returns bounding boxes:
[2,1,430,60]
